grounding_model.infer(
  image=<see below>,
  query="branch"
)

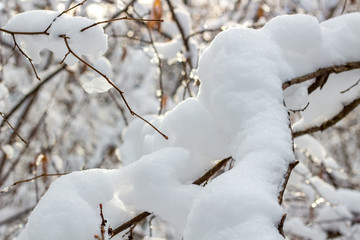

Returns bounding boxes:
[0,173,68,193]
[131,7,165,115]
[0,112,27,144]
[60,35,168,140]
[44,0,88,33]
[277,214,287,238]
[11,34,41,80]
[282,61,360,90]
[293,96,360,138]
[192,157,232,185]
[81,16,164,32]
[165,0,193,68]
[340,78,360,94]
[278,161,299,205]
[0,65,66,128]
[110,156,233,238]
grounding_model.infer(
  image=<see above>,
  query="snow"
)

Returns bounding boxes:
[284,217,327,240]
[174,8,192,38]
[293,69,360,132]
[79,56,113,93]
[11,11,360,240]
[4,10,108,65]
[154,37,183,63]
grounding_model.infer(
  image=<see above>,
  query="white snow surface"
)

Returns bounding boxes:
[15,13,360,240]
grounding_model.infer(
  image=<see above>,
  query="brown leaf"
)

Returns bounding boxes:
[148,0,163,30]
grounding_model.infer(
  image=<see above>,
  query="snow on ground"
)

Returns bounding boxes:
[7,12,360,240]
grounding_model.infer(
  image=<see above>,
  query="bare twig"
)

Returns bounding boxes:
[108,91,128,126]
[0,28,48,35]
[44,0,88,33]
[289,102,310,113]
[293,96,360,137]
[277,214,287,237]
[165,0,193,68]
[341,0,348,14]
[340,78,360,94]
[278,161,299,205]
[60,35,168,140]
[0,65,66,128]
[94,203,107,240]
[0,173,68,193]
[132,7,165,115]
[103,0,136,30]
[81,16,163,32]
[11,35,40,80]
[192,157,232,186]
[282,61,360,90]
[0,206,34,226]
[0,112,27,144]
[111,211,151,237]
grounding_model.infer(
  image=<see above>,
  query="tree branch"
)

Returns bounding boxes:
[282,61,360,90]
[81,16,163,32]
[278,161,299,205]
[0,65,66,128]
[0,112,27,144]
[165,0,193,68]
[293,96,360,138]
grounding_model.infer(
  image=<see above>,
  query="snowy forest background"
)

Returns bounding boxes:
[0,0,360,239]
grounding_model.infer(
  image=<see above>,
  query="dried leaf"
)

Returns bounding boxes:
[148,0,162,30]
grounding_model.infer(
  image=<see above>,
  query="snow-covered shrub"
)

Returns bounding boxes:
[1,1,360,239]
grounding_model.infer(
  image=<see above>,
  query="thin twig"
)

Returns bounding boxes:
[293,96,360,137]
[192,157,232,185]
[11,35,40,80]
[44,0,88,33]
[132,7,165,115]
[0,173,68,193]
[341,0,348,14]
[289,102,310,113]
[0,65,66,128]
[111,211,151,237]
[0,28,48,35]
[0,206,34,225]
[60,35,168,140]
[165,0,193,68]
[81,16,163,32]
[282,61,360,90]
[340,78,360,94]
[277,214,287,237]
[108,91,128,126]
[103,0,136,30]
[0,112,27,144]
[278,161,299,205]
